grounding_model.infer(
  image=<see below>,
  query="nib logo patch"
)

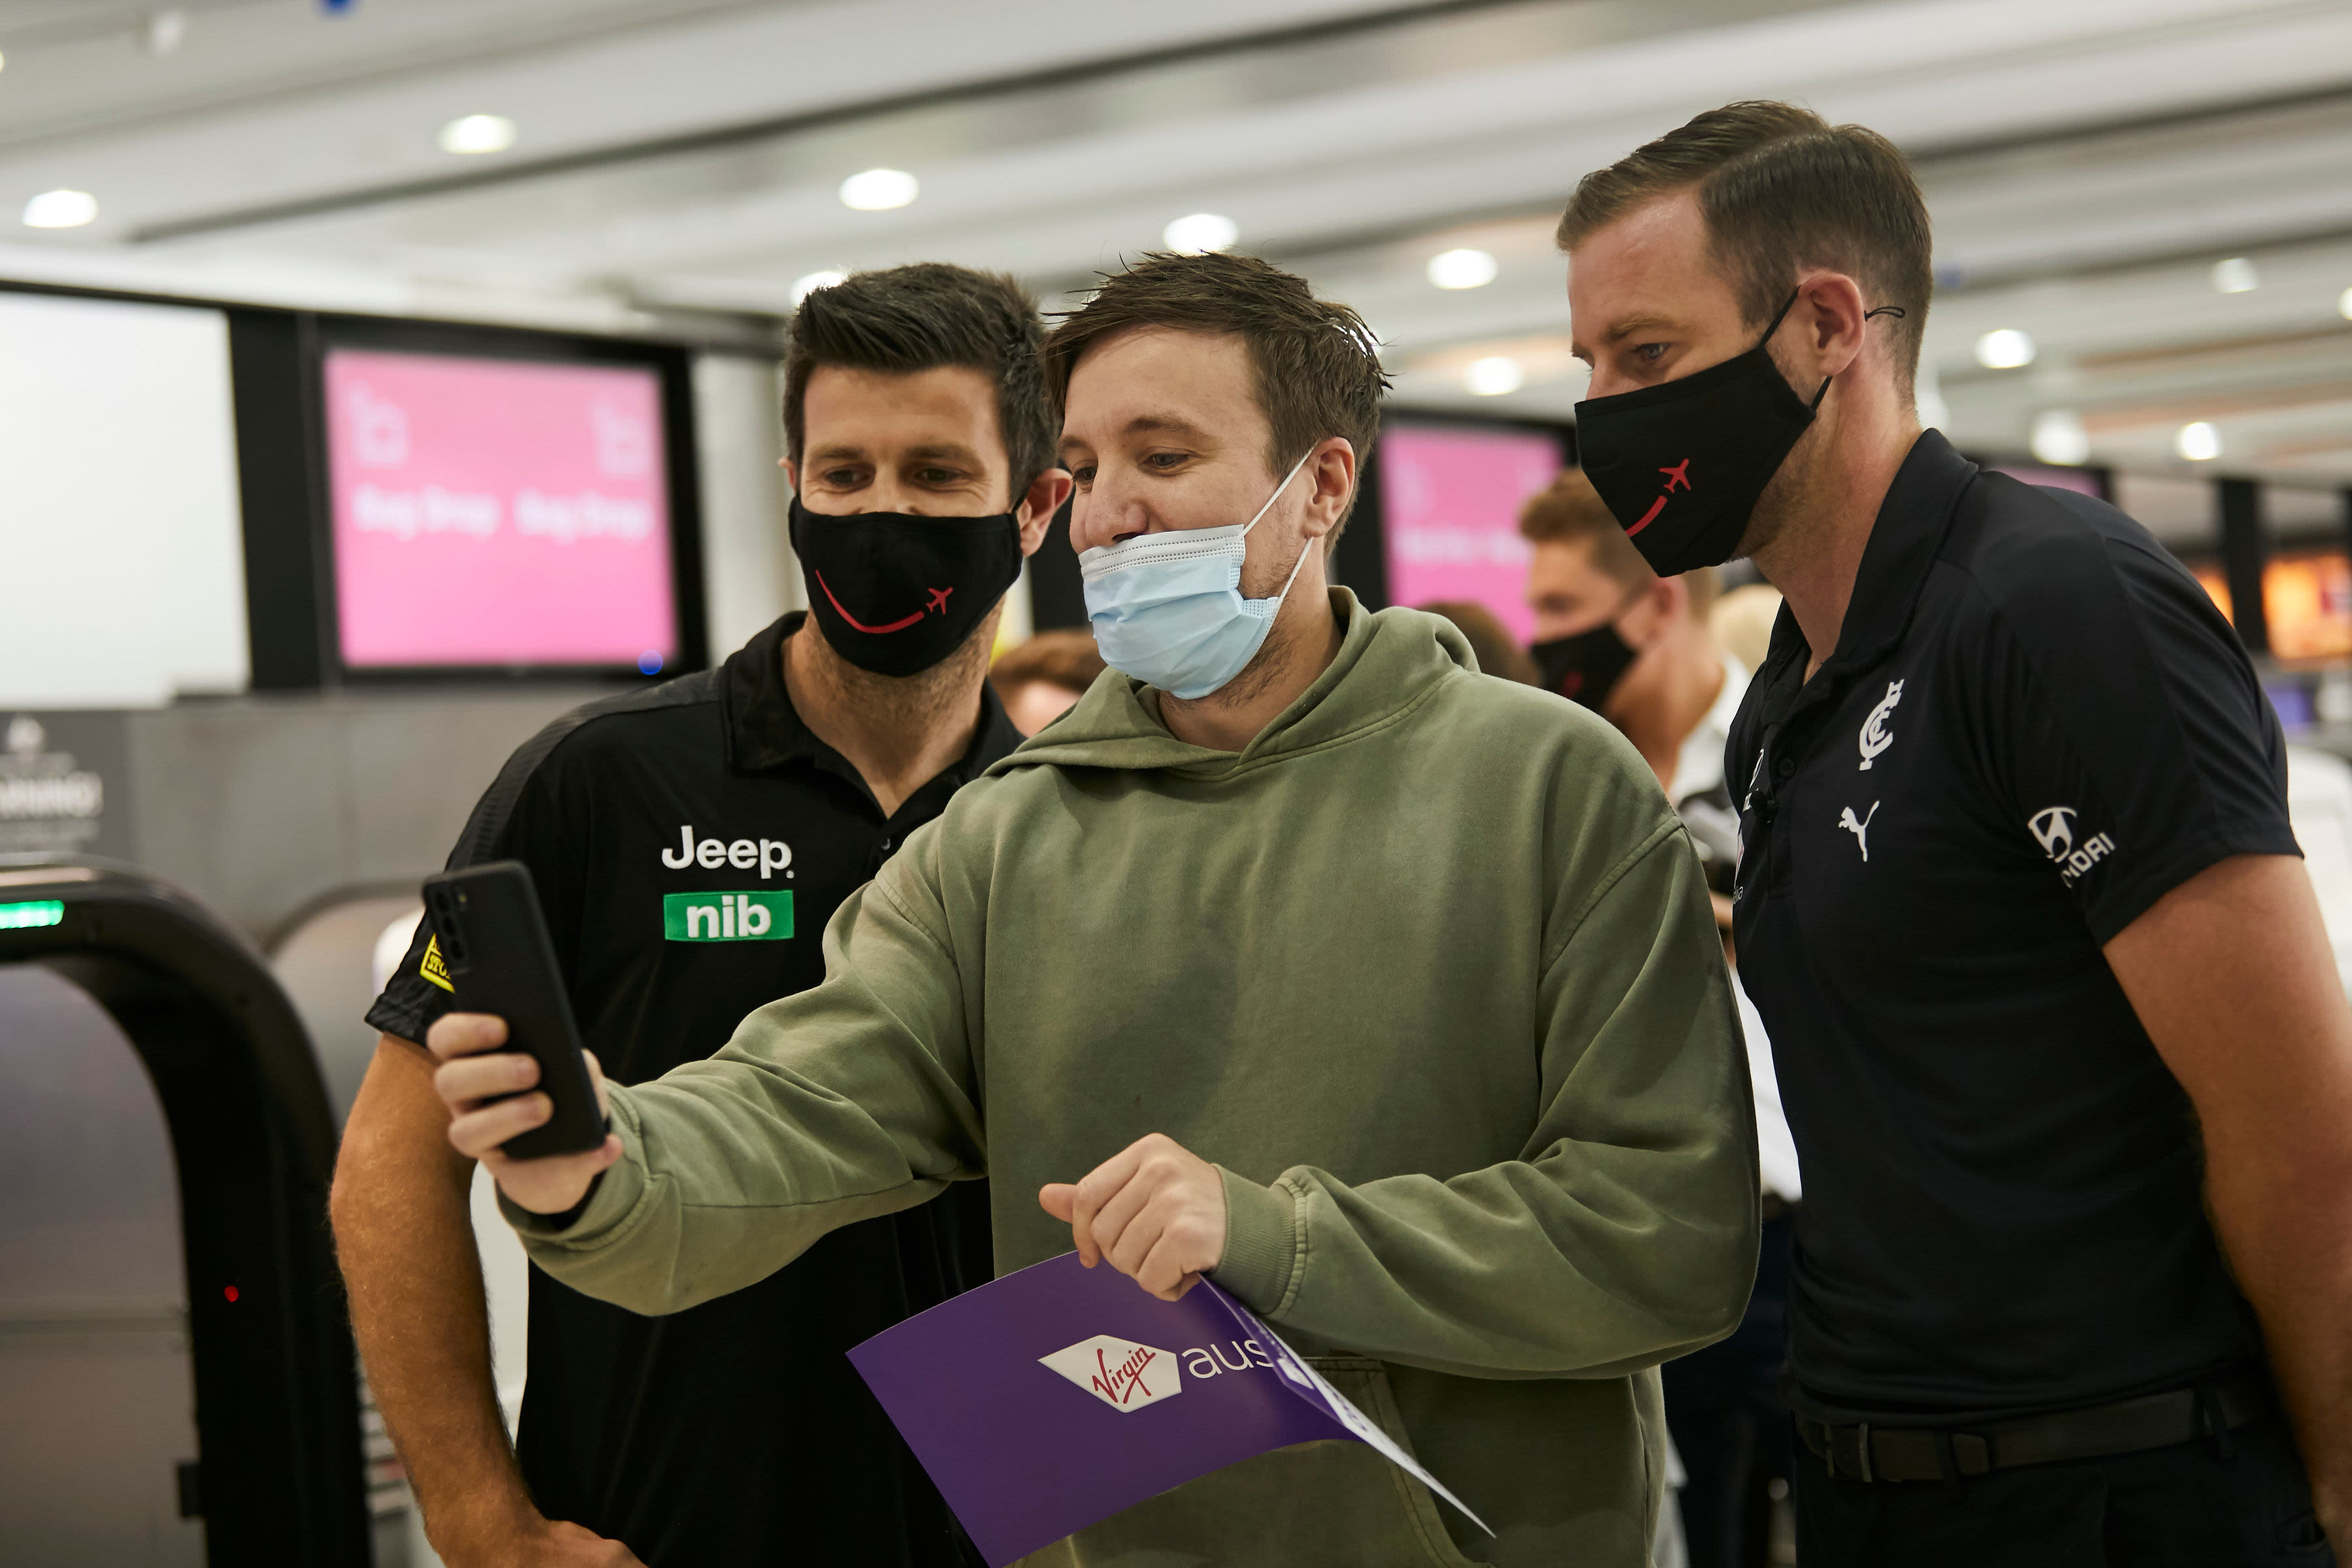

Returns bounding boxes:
[1039,1335,1183,1413]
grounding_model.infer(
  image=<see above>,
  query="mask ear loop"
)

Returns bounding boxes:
[1805,305,1908,411]
[1244,448,1326,611]
[1240,446,1320,537]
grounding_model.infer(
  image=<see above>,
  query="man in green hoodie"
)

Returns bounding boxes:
[428,252,1759,1566]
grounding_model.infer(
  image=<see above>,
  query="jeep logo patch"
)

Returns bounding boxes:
[662,890,792,941]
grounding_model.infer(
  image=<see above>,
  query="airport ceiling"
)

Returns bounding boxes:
[3,0,2351,495]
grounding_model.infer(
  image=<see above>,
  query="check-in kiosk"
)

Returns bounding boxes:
[0,861,370,1567]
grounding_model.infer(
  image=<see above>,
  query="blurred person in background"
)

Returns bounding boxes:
[427,250,1758,1567]
[1520,466,1801,1568]
[331,263,1070,1568]
[1563,99,2352,1565]
[1522,469,1742,910]
[1416,599,1542,685]
[988,626,1106,735]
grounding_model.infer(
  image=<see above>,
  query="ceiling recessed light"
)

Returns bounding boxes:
[1465,356,1523,396]
[22,189,97,229]
[1974,328,2036,370]
[2210,257,2259,294]
[438,114,517,155]
[1162,213,1238,255]
[839,169,917,211]
[791,269,847,306]
[2030,410,2090,466]
[1427,248,1497,290]
[2176,421,2222,462]
[2339,286,2352,322]
[146,10,188,55]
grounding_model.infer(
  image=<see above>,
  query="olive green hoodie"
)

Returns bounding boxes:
[512,591,1758,1566]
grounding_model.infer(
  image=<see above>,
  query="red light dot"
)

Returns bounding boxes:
[223,1286,238,1303]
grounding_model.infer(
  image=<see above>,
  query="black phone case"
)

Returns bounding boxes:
[421,861,607,1158]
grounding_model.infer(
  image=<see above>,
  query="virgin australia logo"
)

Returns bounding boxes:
[1039,1335,1182,1413]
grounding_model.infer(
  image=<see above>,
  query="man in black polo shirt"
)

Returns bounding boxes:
[331,263,1070,1567]
[1558,102,2352,1564]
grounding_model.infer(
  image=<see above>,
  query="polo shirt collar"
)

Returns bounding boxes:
[719,611,1019,783]
[1759,430,1978,721]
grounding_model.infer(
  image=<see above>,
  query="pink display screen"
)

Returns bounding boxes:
[1379,423,1563,644]
[324,348,677,670]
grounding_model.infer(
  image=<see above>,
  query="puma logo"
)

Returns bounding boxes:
[1838,801,1880,862]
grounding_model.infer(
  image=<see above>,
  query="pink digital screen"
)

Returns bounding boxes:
[1380,423,1563,644]
[323,348,677,670]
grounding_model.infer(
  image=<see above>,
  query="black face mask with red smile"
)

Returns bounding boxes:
[789,497,1022,678]
[1573,289,1831,577]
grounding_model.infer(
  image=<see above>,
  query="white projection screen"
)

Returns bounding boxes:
[0,291,248,708]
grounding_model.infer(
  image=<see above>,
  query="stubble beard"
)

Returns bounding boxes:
[794,598,1003,730]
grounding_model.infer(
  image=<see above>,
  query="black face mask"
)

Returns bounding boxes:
[1532,621,1639,710]
[1573,289,1830,576]
[789,498,1022,678]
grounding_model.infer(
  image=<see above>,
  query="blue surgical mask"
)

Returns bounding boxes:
[1079,449,1317,700]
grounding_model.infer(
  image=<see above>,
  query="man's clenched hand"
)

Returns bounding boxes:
[1039,1133,1228,1301]
[427,1012,623,1217]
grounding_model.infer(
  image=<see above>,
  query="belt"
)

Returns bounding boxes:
[1797,1369,2270,1484]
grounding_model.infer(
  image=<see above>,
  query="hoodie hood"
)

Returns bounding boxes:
[992,589,1478,779]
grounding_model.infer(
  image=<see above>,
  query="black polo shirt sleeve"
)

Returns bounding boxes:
[365,725,592,1049]
[1959,482,2298,946]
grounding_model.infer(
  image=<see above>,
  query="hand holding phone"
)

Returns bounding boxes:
[429,1011,622,1216]
[421,862,623,1215]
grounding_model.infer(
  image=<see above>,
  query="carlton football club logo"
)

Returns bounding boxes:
[1039,1335,1183,1414]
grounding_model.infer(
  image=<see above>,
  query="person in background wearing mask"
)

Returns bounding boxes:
[1416,599,1542,685]
[988,627,1106,735]
[332,263,1068,1568]
[425,250,1759,1567]
[1564,100,2352,1565]
[1523,468,1741,915]
[1521,466,1801,1568]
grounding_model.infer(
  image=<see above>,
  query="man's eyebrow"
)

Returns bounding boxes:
[805,441,870,462]
[1122,414,1214,441]
[899,442,983,463]
[1603,312,1682,344]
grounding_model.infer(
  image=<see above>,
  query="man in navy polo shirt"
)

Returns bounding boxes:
[331,263,1070,1568]
[1559,101,2352,1565]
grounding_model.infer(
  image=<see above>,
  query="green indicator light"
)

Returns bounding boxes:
[0,900,65,930]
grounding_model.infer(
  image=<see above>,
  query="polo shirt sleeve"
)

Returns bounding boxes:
[363,727,590,1049]
[1963,490,2298,946]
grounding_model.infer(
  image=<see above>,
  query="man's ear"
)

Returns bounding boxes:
[1016,467,1075,557]
[779,455,800,498]
[1620,574,1682,649]
[1793,270,1870,384]
[1298,437,1357,540]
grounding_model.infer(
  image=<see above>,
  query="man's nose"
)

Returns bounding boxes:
[1071,480,1147,550]
[1583,366,1637,400]
[864,471,921,514]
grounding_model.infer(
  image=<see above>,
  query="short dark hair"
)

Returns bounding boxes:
[1557,101,1932,400]
[783,262,1056,496]
[1520,469,1718,613]
[1041,252,1390,548]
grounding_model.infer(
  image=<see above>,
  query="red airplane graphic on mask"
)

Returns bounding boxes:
[812,574,956,634]
[1626,458,1693,536]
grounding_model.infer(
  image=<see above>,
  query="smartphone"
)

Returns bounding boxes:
[420,860,607,1159]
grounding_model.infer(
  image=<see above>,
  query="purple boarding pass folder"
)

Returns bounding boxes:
[848,1250,1488,1566]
